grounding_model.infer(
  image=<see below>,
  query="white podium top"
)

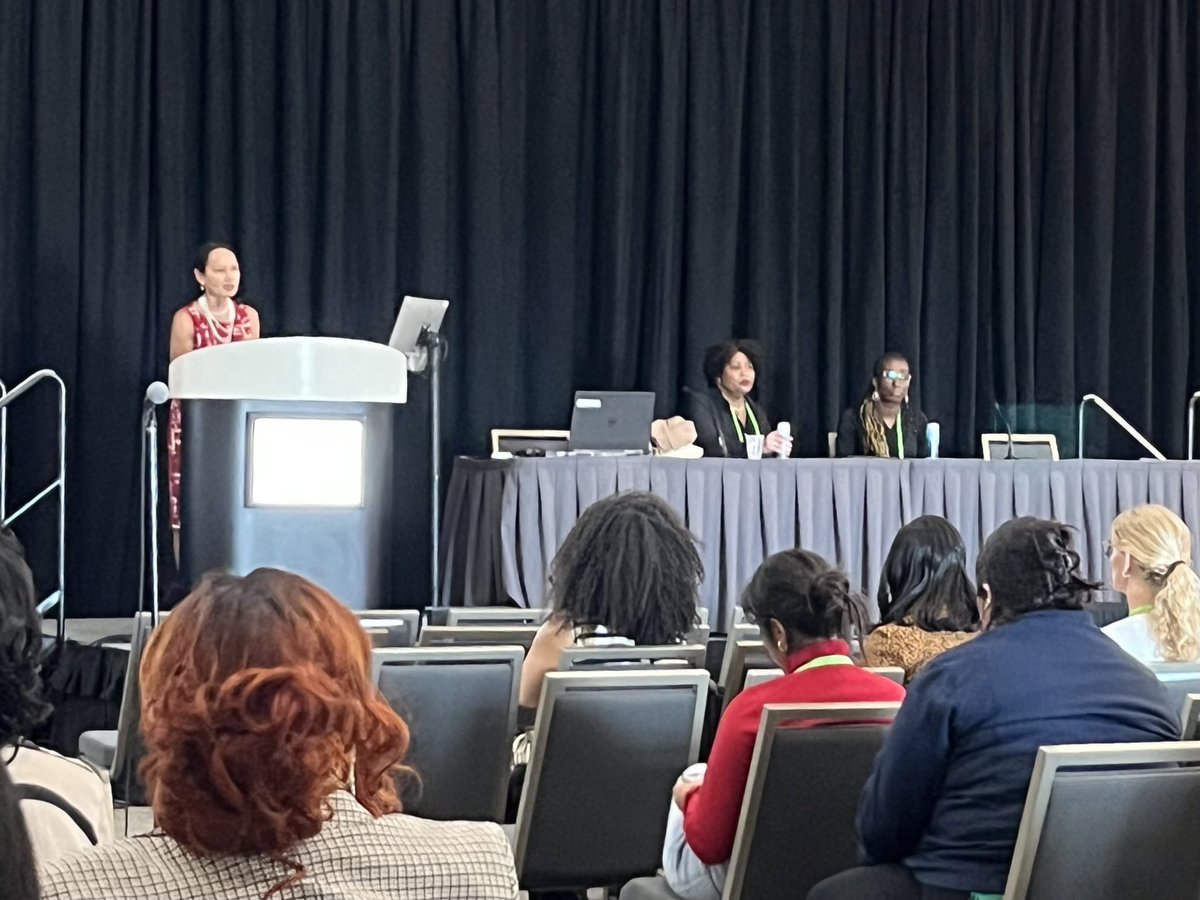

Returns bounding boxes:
[169,337,408,403]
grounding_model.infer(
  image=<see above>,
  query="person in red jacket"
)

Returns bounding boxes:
[662,549,907,899]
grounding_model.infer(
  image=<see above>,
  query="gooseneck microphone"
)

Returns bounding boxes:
[143,381,169,420]
[993,401,1015,460]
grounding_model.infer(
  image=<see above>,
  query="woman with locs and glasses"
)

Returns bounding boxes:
[835,352,929,458]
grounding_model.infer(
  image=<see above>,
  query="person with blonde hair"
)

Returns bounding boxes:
[1103,504,1200,663]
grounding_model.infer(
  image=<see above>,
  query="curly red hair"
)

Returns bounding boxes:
[138,568,410,860]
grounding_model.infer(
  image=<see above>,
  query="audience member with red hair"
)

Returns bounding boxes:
[40,569,518,900]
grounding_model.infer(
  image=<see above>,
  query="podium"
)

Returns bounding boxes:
[168,337,408,609]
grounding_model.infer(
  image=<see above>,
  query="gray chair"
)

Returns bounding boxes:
[559,644,708,672]
[513,669,710,893]
[1004,741,1200,899]
[1147,662,1200,725]
[78,612,166,805]
[716,625,762,688]
[355,609,420,647]
[445,606,549,626]
[417,624,539,650]
[720,640,774,712]
[372,645,522,822]
[621,701,901,900]
[684,625,711,646]
[740,665,904,693]
[1182,693,1200,740]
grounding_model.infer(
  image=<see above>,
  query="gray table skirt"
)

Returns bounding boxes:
[439,457,1200,629]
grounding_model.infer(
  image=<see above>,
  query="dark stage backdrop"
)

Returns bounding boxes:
[1,1,1198,616]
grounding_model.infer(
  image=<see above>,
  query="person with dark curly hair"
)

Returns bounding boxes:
[863,517,980,682]
[662,549,905,900]
[519,491,703,708]
[808,517,1180,900]
[40,569,518,900]
[684,340,792,458]
[1,526,112,864]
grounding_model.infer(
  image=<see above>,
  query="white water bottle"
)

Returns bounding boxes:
[926,422,940,459]
[776,421,792,457]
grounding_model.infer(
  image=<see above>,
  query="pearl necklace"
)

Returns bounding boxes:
[197,293,236,343]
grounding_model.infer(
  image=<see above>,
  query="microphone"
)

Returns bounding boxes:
[775,421,792,459]
[143,381,169,423]
[993,401,1014,460]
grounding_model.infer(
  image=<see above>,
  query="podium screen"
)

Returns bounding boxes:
[247,416,365,507]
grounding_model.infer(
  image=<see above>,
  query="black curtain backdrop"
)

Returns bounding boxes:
[2,1,1198,616]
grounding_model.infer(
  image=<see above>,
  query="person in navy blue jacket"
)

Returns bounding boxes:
[808,516,1180,900]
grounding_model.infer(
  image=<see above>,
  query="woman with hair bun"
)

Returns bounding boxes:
[661,549,905,900]
[1103,504,1200,662]
[809,517,1179,900]
[40,569,518,900]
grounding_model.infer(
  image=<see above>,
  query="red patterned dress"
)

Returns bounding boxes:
[168,299,258,528]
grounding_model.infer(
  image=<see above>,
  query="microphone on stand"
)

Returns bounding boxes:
[141,381,170,626]
[993,401,1015,460]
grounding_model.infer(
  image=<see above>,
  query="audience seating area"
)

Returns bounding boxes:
[72,606,1200,897]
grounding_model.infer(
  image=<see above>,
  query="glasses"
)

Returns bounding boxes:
[881,370,912,384]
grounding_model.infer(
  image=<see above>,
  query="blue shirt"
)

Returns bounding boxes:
[857,609,1180,893]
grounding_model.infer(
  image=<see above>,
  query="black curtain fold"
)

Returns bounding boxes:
[1,0,1198,615]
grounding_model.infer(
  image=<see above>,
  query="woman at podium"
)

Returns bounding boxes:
[836,351,929,458]
[167,243,261,532]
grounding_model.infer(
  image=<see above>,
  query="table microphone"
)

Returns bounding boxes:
[993,401,1015,460]
[776,421,792,457]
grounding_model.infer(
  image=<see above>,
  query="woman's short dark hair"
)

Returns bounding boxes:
[741,548,869,646]
[876,516,979,632]
[192,241,237,272]
[701,340,766,388]
[0,526,50,746]
[976,517,1098,624]
[548,492,701,644]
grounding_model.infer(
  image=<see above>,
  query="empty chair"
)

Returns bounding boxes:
[354,609,420,647]
[559,644,708,672]
[372,646,522,822]
[513,670,710,894]
[78,612,167,804]
[1004,741,1200,900]
[1183,693,1200,739]
[1146,662,1200,725]
[445,606,549,627]
[418,624,539,651]
[720,640,775,712]
[716,625,762,688]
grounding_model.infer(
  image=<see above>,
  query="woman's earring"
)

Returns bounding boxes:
[871,390,880,402]
[777,641,786,652]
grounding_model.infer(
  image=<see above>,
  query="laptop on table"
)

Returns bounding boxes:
[568,391,655,455]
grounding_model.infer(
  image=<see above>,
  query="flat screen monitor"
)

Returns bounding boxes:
[247,415,365,507]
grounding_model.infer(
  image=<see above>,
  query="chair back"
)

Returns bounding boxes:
[514,670,709,891]
[559,644,708,672]
[1006,741,1200,900]
[684,624,711,646]
[723,702,900,900]
[717,625,762,687]
[418,624,539,650]
[1147,662,1200,725]
[372,646,522,822]
[445,606,549,626]
[355,609,420,647]
[112,612,168,796]
[1183,693,1200,740]
[737,665,904,694]
[721,640,775,712]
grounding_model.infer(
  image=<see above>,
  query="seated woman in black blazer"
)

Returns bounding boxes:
[836,351,929,458]
[685,340,791,458]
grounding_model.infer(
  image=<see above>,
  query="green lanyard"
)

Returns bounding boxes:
[1129,604,1154,616]
[793,654,855,674]
[730,403,761,444]
[895,415,905,459]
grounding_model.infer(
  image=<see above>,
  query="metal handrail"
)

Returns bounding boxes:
[1188,391,1200,460]
[0,370,67,642]
[1077,393,1166,461]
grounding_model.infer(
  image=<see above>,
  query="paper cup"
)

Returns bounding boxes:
[746,434,765,460]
